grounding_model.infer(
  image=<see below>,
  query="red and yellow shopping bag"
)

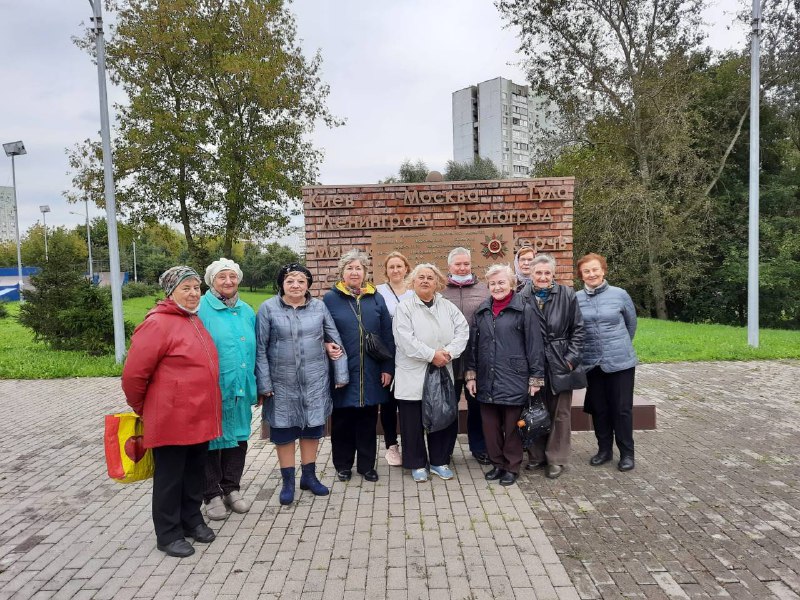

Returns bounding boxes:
[104,412,154,483]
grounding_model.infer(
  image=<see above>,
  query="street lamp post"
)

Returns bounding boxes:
[132,240,137,283]
[88,0,126,363]
[3,140,26,302]
[70,205,93,282]
[39,205,50,261]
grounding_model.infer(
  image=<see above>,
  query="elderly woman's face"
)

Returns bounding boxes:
[213,269,239,298]
[579,259,605,287]
[414,268,437,299]
[517,251,535,276]
[487,270,513,301]
[342,260,366,287]
[171,277,202,311]
[448,254,471,276]
[282,272,309,302]
[532,262,555,288]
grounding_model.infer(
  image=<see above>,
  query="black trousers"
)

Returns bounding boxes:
[203,441,247,502]
[331,405,379,474]
[152,443,208,546]
[585,366,636,458]
[397,400,458,469]
[454,378,487,455]
[480,403,524,474]
[380,391,399,448]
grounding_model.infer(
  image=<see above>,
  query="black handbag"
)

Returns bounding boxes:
[517,393,552,449]
[422,364,457,433]
[348,301,393,362]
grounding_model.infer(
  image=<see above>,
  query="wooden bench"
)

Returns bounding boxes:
[260,389,655,439]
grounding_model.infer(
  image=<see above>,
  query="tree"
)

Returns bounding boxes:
[498,0,719,319]
[240,242,299,292]
[19,225,87,269]
[69,0,341,262]
[380,159,429,184]
[444,156,501,181]
[18,249,132,355]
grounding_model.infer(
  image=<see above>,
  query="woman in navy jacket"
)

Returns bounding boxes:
[323,249,395,483]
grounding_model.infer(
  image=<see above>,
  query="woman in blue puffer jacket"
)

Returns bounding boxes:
[576,253,638,473]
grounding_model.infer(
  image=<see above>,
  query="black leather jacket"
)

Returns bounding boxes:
[520,282,586,394]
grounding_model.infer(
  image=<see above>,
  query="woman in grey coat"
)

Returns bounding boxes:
[576,253,638,473]
[256,264,349,505]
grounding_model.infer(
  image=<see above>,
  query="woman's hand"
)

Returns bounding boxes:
[529,385,540,396]
[381,372,392,387]
[431,349,451,368]
[325,342,343,360]
[334,383,346,389]
[466,380,477,395]
[257,392,274,406]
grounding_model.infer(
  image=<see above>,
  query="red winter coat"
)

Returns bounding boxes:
[122,298,222,448]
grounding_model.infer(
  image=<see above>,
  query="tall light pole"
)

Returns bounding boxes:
[3,140,26,302]
[70,206,93,282]
[748,0,761,347]
[39,205,50,261]
[89,0,125,362]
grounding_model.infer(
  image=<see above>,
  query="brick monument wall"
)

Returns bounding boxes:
[302,177,575,295]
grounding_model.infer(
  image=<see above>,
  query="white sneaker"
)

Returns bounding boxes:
[385,444,402,467]
[223,490,251,514]
[205,495,228,520]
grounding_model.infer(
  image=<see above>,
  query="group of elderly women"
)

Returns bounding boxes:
[121,246,638,557]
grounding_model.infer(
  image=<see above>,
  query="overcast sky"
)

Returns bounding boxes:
[0,0,745,234]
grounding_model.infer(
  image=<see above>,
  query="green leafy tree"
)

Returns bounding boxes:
[18,250,132,355]
[380,159,429,184]
[444,156,501,181]
[68,0,340,262]
[498,0,722,319]
[20,225,87,270]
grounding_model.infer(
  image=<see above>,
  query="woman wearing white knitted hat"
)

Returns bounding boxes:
[197,258,257,520]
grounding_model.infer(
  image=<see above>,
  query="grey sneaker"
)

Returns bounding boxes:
[223,490,251,514]
[205,495,228,521]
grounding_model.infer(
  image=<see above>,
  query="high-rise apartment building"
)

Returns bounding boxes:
[0,187,16,244]
[453,77,553,178]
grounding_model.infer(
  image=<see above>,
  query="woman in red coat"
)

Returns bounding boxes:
[122,266,222,558]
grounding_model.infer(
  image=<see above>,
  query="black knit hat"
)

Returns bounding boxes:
[276,263,313,291]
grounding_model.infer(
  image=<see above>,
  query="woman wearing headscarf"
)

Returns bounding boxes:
[465,264,545,487]
[375,251,414,467]
[197,258,256,520]
[323,249,395,483]
[520,254,585,479]
[576,253,638,472]
[393,263,469,483]
[256,264,349,504]
[122,266,221,558]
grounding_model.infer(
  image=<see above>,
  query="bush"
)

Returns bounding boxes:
[0,301,7,319]
[122,282,160,299]
[18,253,133,355]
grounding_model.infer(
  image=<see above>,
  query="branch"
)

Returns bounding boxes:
[704,103,749,196]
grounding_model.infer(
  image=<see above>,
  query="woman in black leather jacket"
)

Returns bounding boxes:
[520,254,585,479]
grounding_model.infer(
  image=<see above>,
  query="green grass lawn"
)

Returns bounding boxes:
[0,290,274,379]
[1,296,798,379]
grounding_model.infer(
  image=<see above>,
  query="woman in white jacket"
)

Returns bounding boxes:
[393,263,469,483]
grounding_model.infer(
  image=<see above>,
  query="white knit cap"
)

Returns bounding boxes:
[204,258,244,287]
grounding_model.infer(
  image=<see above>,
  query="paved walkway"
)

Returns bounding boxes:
[1,360,799,599]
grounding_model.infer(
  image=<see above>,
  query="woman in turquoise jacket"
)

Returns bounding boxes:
[197,258,257,520]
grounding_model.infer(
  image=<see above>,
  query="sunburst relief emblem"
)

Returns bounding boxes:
[480,234,508,259]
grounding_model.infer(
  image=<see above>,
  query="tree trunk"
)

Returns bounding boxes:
[647,244,669,319]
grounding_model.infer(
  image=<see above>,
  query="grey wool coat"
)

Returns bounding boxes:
[255,294,349,429]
